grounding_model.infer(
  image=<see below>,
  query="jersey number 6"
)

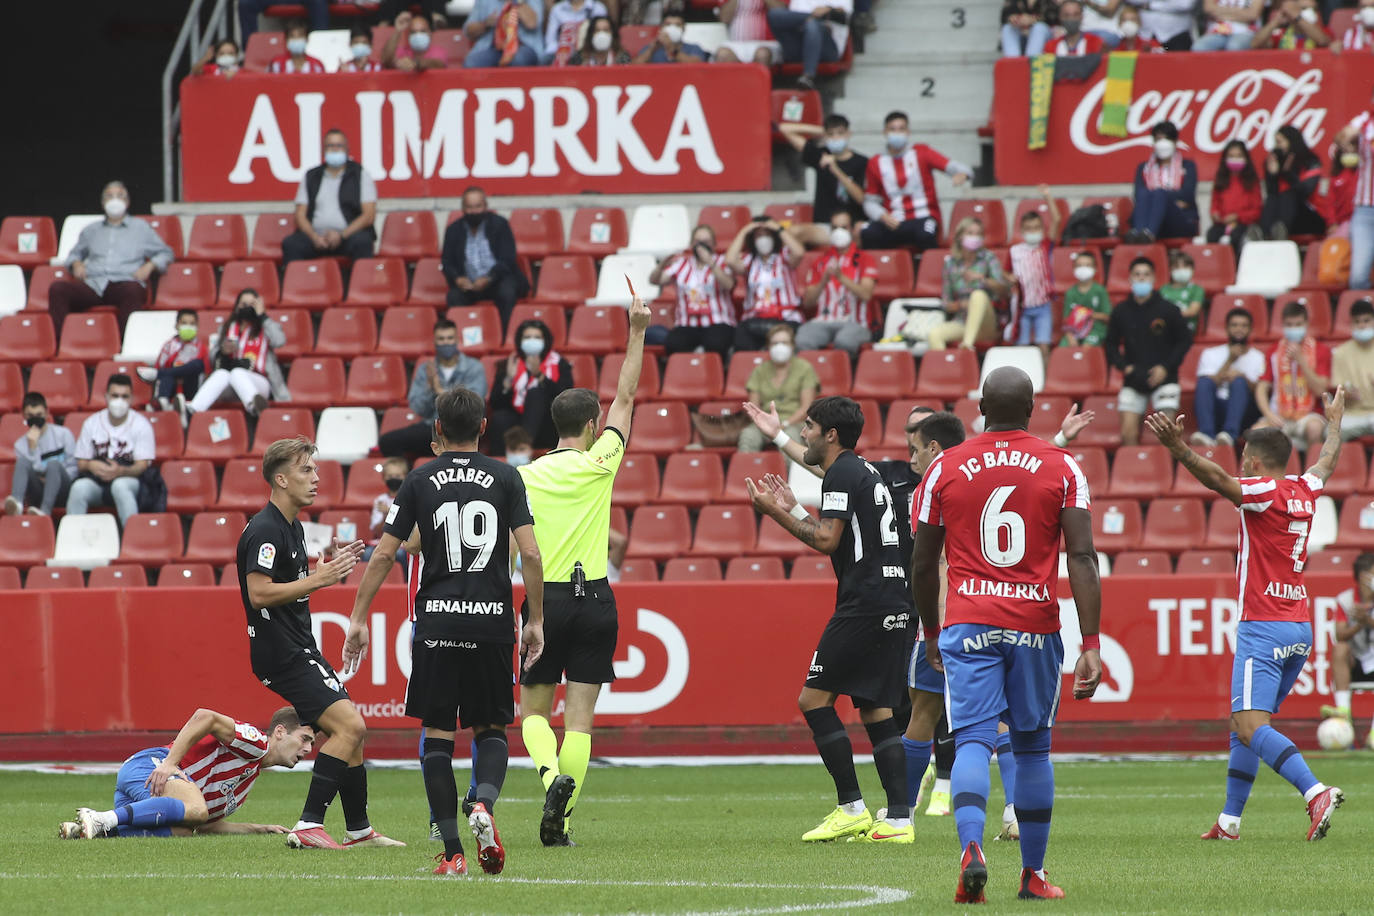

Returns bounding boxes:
[434,500,498,573]
[980,485,1026,568]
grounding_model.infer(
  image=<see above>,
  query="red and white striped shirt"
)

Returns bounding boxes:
[1237,474,1323,623]
[1045,32,1104,55]
[268,54,328,74]
[664,253,736,326]
[1009,239,1054,308]
[172,721,269,822]
[154,335,209,371]
[341,59,384,72]
[804,246,877,324]
[1141,156,1185,191]
[728,0,772,41]
[739,253,802,322]
[1346,110,1374,207]
[865,145,950,225]
[1342,23,1374,50]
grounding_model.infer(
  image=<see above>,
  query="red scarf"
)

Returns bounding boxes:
[1275,337,1317,420]
[226,322,268,374]
[1142,156,1183,191]
[494,3,521,65]
[512,350,561,412]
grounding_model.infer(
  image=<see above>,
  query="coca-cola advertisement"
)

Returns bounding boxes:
[992,52,1368,186]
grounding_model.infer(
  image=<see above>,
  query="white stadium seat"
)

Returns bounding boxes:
[49,514,120,570]
[306,29,350,72]
[587,253,660,307]
[622,205,691,258]
[315,407,379,465]
[55,214,103,265]
[117,310,178,363]
[1225,240,1300,299]
[1310,495,1337,553]
[979,345,1045,394]
[683,22,729,55]
[788,459,823,508]
[0,265,26,318]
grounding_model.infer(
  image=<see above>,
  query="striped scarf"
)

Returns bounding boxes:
[1142,156,1183,191]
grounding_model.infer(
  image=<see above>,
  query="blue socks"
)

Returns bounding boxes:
[995,730,1017,805]
[117,797,185,829]
[951,717,997,850]
[1010,728,1054,872]
[1223,731,1259,819]
[902,737,932,808]
[1250,725,1318,796]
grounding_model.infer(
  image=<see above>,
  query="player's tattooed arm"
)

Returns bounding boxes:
[1306,386,1346,483]
[1145,410,1243,505]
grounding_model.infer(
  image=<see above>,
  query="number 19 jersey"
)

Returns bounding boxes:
[915,429,1090,634]
[1236,474,1323,623]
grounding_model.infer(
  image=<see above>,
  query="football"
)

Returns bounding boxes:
[1317,717,1355,751]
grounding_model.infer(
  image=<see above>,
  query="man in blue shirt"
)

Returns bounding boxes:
[632,8,709,62]
[440,187,529,327]
[378,319,488,457]
[464,0,544,67]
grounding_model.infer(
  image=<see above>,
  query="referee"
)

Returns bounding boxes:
[518,293,652,847]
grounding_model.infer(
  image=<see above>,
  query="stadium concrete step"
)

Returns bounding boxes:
[861,1,999,56]
[840,60,996,128]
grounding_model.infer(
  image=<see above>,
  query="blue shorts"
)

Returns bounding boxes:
[939,623,1065,732]
[908,640,945,695]
[1231,620,1312,714]
[113,747,185,808]
[1017,304,1053,345]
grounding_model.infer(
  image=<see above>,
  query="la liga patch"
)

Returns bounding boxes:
[257,543,276,569]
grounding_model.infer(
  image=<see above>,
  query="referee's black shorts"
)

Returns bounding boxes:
[256,650,350,729]
[406,639,515,731]
[520,578,618,686]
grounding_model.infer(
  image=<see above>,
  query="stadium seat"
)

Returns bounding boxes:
[1080,195,1131,237]
[154,262,217,311]
[1175,346,1204,399]
[280,260,345,310]
[1201,293,1268,343]
[378,211,439,261]
[1111,550,1172,577]
[90,361,153,410]
[138,215,184,259]
[342,459,385,509]
[1072,395,1122,449]
[183,410,249,464]
[1067,447,1109,494]
[1050,246,1104,297]
[629,402,691,455]
[657,453,724,506]
[623,205,691,257]
[310,459,345,511]
[952,398,983,435]
[1307,548,1359,574]
[1205,499,1239,549]
[1315,445,1366,500]
[57,313,120,365]
[183,511,248,564]
[770,89,823,142]
[55,215,102,264]
[625,505,691,559]
[877,399,921,448]
[89,564,148,588]
[251,409,316,456]
[1092,499,1142,553]
[218,459,268,511]
[1171,446,1238,498]
[869,250,916,302]
[244,30,284,70]
[26,567,84,589]
[534,255,599,306]
[1181,243,1237,296]
[1228,240,1300,298]
[157,562,216,587]
[662,557,723,581]
[725,351,767,399]
[598,353,661,401]
[726,556,785,581]
[0,216,56,269]
[914,249,947,297]
[617,558,658,582]
[312,307,378,358]
[249,213,295,262]
[185,214,249,265]
[789,555,833,579]
[612,455,661,508]
[25,265,68,312]
[755,506,816,557]
[118,513,185,566]
[1106,446,1173,499]
[1010,197,1071,244]
[1333,289,1374,338]
[433,27,471,62]
[1042,346,1107,398]
[1027,395,1072,439]
[1336,496,1374,550]
[1312,494,1337,553]
[162,460,218,514]
[798,350,853,396]
[1140,497,1206,552]
[0,515,54,567]
[316,509,370,544]
[946,199,1008,247]
[28,361,88,415]
[507,208,564,261]
[690,504,757,557]
[145,411,185,462]
[405,257,448,309]
[853,350,917,400]
[660,352,724,402]
[316,407,380,465]
[287,357,348,410]
[588,254,660,307]
[1175,550,1235,576]
[1105,243,1167,295]
[376,306,437,359]
[564,307,629,357]
[696,206,752,250]
[340,257,407,310]
[763,203,813,226]
[567,207,630,258]
[504,305,567,349]
[0,415,25,460]
[116,311,177,363]
[0,270,23,325]
[50,514,120,570]
[1269,290,1332,339]
[0,566,18,590]
[445,305,503,356]
[0,364,21,414]
[914,348,977,402]
[979,346,1044,393]
[725,452,786,498]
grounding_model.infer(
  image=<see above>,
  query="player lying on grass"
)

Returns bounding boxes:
[60,706,315,839]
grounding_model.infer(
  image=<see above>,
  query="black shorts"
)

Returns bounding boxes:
[406,639,515,731]
[1352,657,1374,682]
[805,614,908,709]
[520,579,619,686]
[256,650,350,729]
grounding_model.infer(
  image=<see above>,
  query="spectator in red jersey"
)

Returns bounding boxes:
[1045,1,1104,54]
[930,217,1009,351]
[340,25,383,72]
[1192,0,1266,51]
[649,225,737,359]
[1008,185,1063,362]
[1335,0,1374,51]
[384,10,449,70]
[1249,0,1331,49]
[1319,139,1359,238]
[192,39,242,77]
[1000,0,1055,57]
[544,0,608,63]
[1262,125,1326,240]
[796,211,877,357]
[569,16,633,64]
[1207,140,1264,255]
[860,111,973,251]
[1113,6,1163,51]
[633,8,710,62]
[1251,299,1332,451]
[766,0,852,90]
[1126,120,1198,243]
[714,0,783,64]
[269,20,328,74]
[727,219,807,350]
[136,309,209,413]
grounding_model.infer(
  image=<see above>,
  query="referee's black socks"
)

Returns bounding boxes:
[803,707,862,806]
[865,717,910,821]
[422,736,464,857]
[473,730,509,812]
[300,752,348,826]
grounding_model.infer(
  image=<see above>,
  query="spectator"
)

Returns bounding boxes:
[714,0,783,63]
[67,374,155,529]
[797,212,877,357]
[185,289,288,421]
[1337,0,1374,50]
[1122,0,1195,49]
[779,114,869,236]
[192,39,242,77]
[725,219,806,350]
[1261,125,1326,240]
[1081,0,1124,47]
[544,0,607,63]
[465,0,544,67]
[1000,0,1055,57]
[440,186,529,328]
[738,324,820,453]
[649,225,737,360]
[1159,250,1204,335]
[503,427,533,465]
[1332,299,1374,439]
[1337,89,1374,290]
[861,111,972,251]
[136,309,208,414]
[487,319,574,449]
[569,15,632,64]
[52,181,174,343]
[1104,257,1191,446]
[1045,1,1105,54]
[1193,0,1265,51]
[378,319,489,456]
[268,20,328,73]
[1059,251,1111,347]
[1008,185,1063,361]
[368,458,409,545]
[1113,6,1163,50]
[1191,307,1265,447]
[341,24,383,72]
[633,9,710,63]
[1207,140,1263,255]
[1251,300,1331,451]
[1250,0,1331,49]
[238,0,327,40]
[5,393,77,518]
[765,0,851,90]
[281,128,378,265]
[1126,120,1198,243]
[930,217,1009,351]
[384,11,449,70]
[1319,138,1359,238]
[1326,552,1374,723]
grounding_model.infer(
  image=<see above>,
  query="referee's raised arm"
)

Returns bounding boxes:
[604,295,653,439]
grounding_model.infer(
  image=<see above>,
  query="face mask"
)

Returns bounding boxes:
[103,198,127,220]
[830,227,853,249]
[819,138,850,158]
[24,415,44,429]
[1154,138,1175,160]
[1119,19,1140,37]
[1299,7,1318,23]
[107,396,130,420]
[506,452,532,467]
[754,235,775,256]
[324,149,347,168]
[435,343,458,360]
[384,477,404,493]
[1226,158,1247,172]
[464,212,485,229]
[1342,151,1361,168]
[1073,265,1095,282]
[961,234,984,252]
[769,342,793,364]
[1131,280,1153,299]
[287,37,308,56]
[520,337,544,357]
[1022,231,1043,246]
[178,324,197,341]
[663,24,684,43]
[885,132,908,151]
[1362,6,1374,26]
[408,31,432,52]
[351,43,371,59]
[1354,327,1374,344]
[591,30,612,51]
[1060,17,1081,33]
[1283,325,1307,343]
[1228,333,1250,346]
[216,53,238,68]
[1171,268,1193,284]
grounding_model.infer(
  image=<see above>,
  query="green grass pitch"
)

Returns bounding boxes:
[3,755,1368,914]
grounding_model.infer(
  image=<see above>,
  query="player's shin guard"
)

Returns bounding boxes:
[117,797,186,830]
[1223,731,1259,824]
[521,715,561,791]
[951,717,997,851]
[422,736,464,858]
[995,730,1018,804]
[934,712,955,780]
[558,730,592,820]
[804,706,862,805]
[300,752,348,826]
[339,765,371,833]
[1249,725,1319,796]
[866,717,909,820]
[1010,728,1054,872]
[473,730,509,812]
[902,737,932,809]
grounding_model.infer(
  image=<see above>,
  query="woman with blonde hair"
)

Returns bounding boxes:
[930,217,1008,350]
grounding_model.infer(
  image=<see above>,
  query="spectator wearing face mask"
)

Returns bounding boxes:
[1121,0,1196,50]
[1338,0,1374,50]
[441,186,529,328]
[1207,140,1264,256]
[384,11,449,70]
[931,217,1009,351]
[1250,0,1332,49]
[779,114,869,233]
[1251,300,1331,451]
[726,219,806,350]
[488,320,574,450]
[1126,121,1198,244]
[1059,251,1111,348]
[766,0,852,90]
[1044,1,1104,54]
[797,212,876,358]
[1191,307,1265,448]
[1104,257,1191,446]
[1319,139,1359,239]
[185,289,289,422]
[1008,185,1062,361]
[861,111,973,252]
[52,181,175,344]
[1192,0,1266,51]
[1332,299,1374,439]
[1079,0,1124,46]
[67,374,156,529]
[634,9,710,62]
[465,0,545,67]
[341,25,382,72]
[369,457,410,544]
[1000,0,1055,57]
[570,16,632,63]
[379,319,489,457]
[193,39,243,76]
[268,20,327,73]
[1337,87,1374,291]
[713,0,783,64]
[544,0,608,64]
[738,324,819,454]
[649,225,737,359]
[1159,251,1204,336]
[136,309,208,414]
[282,129,378,265]
[503,427,534,466]
[1261,125,1326,240]
[5,393,77,518]
[1112,6,1162,50]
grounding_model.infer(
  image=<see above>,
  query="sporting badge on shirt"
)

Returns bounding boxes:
[257,543,276,569]
[822,491,849,512]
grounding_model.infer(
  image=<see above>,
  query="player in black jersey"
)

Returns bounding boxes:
[746,395,914,844]
[235,435,403,851]
[344,387,543,878]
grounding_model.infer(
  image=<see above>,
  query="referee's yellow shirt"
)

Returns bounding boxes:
[518,427,625,582]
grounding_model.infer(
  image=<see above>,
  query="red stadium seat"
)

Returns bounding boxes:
[564,353,596,394]
[535,255,599,306]
[952,398,982,434]
[183,410,249,464]
[27,361,88,414]
[316,509,371,543]
[346,355,408,408]
[763,203,813,226]
[433,27,471,63]
[914,349,976,403]
[727,556,785,581]
[157,563,216,587]
[271,309,313,360]
[1181,243,1236,296]
[408,258,449,308]
[139,215,184,259]
[446,305,503,356]
[508,208,564,261]
[1201,294,1268,343]
[755,506,816,557]
[218,459,267,511]
[618,24,658,54]
[0,216,57,269]
[1307,548,1359,574]
[26,567,83,589]
[57,313,120,365]
[870,250,916,301]
[1105,243,1167,296]
[696,205,752,250]
[154,262,217,311]
[1050,246,1104,296]
[725,452,785,499]
[629,402,691,455]
[1042,347,1107,398]
[376,306,437,359]
[1072,395,1122,449]
[244,31,284,71]
[504,305,567,349]
[1269,290,1332,339]
[661,352,725,402]
[790,555,833,579]
[1176,346,1203,399]
[217,260,280,307]
[378,211,438,261]
[1319,446,1367,500]
[880,399,924,447]
[1010,197,1071,244]
[662,557,723,581]
[914,248,947,297]
[185,214,249,265]
[1092,499,1142,553]
[25,266,68,311]
[218,562,240,587]
[146,411,185,462]
[566,208,629,258]
[1140,497,1207,552]
[344,257,408,309]
[657,453,724,506]
[690,504,757,557]
[1067,447,1109,494]
[566,306,628,355]
[799,350,853,396]
[89,360,154,415]
[947,199,1008,247]
[162,460,218,514]
[1337,497,1374,549]
[618,558,658,581]
[287,357,347,410]
[626,504,691,559]
[1027,395,1072,439]
[343,459,386,509]
[183,512,248,564]
[0,364,21,414]
[1112,550,1172,577]
[0,515,56,567]
[1171,446,1238,497]
[853,350,917,400]
[119,513,185,566]
[1333,290,1374,337]
[1107,446,1173,499]
[249,213,295,263]
[312,460,345,512]
[770,88,823,140]
[0,414,24,460]
[598,353,661,400]
[89,564,148,588]
[1206,499,1240,549]
[612,455,661,508]
[280,260,344,311]
[1175,550,1235,576]
[725,351,767,400]
[312,308,378,359]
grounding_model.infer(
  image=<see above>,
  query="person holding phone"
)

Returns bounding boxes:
[649,224,737,358]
